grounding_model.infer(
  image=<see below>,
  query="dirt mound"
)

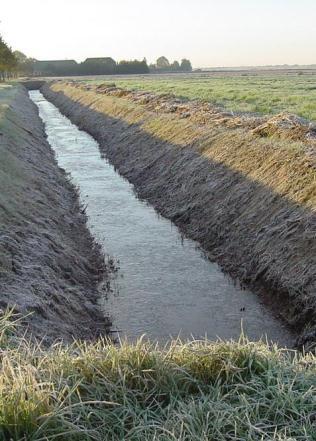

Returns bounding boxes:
[252,112,316,142]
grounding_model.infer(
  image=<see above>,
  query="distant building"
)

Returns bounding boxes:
[33,60,78,76]
[32,56,149,76]
[83,57,116,65]
[81,57,117,74]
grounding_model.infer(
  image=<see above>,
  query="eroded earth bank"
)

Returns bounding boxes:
[42,81,316,346]
[0,84,110,343]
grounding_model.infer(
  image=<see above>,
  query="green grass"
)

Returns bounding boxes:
[87,73,316,121]
[0,310,315,440]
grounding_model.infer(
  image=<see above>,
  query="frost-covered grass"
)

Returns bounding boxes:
[0,85,32,274]
[0,309,315,440]
[88,73,316,120]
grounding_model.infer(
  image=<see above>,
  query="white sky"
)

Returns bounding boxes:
[1,0,316,67]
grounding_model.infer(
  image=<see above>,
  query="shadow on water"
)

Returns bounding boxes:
[30,90,301,346]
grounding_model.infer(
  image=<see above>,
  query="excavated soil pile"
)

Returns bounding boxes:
[43,81,316,345]
[0,85,110,343]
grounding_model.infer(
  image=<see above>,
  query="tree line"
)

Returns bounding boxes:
[28,56,193,76]
[0,36,17,81]
[150,56,192,73]
[1,35,193,78]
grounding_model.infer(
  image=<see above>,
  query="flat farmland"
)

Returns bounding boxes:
[82,71,316,121]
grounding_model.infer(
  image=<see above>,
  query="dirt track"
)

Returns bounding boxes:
[42,81,316,346]
[0,85,111,343]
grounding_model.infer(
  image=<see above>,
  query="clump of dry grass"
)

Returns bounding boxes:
[0,309,315,440]
[252,112,313,141]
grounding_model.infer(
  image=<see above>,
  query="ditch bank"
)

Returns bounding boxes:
[0,84,111,343]
[42,81,316,346]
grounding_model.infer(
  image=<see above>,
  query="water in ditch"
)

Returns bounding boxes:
[30,90,293,346]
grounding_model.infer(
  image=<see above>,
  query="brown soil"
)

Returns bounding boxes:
[0,85,111,343]
[42,81,316,346]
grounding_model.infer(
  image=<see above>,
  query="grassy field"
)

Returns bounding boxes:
[0,309,315,440]
[86,73,316,121]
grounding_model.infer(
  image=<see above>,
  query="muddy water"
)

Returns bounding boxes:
[30,90,293,346]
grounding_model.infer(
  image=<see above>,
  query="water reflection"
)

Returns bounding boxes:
[30,90,293,347]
